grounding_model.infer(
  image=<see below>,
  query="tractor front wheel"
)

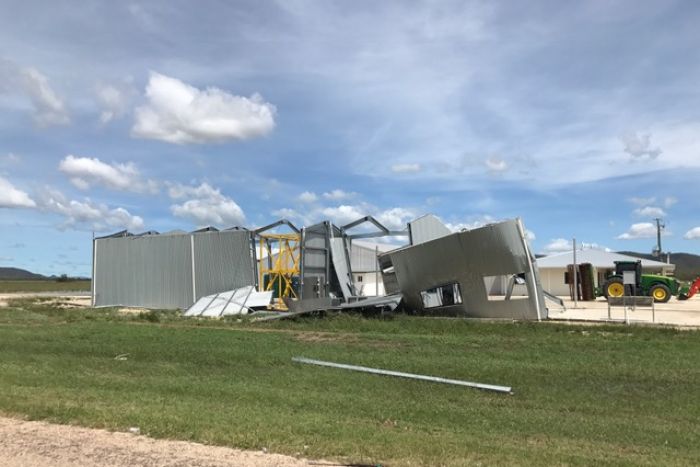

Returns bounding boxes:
[650,284,672,303]
[605,278,625,298]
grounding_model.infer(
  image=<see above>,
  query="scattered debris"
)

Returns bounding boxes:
[128,426,140,435]
[114,354,129,361]
[338,293,402,313]
[184,286,273,317]
[292,357,513,394]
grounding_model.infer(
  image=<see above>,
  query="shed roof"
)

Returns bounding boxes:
[536,249,675,270]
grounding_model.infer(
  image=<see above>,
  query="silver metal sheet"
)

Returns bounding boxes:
[94,233,193,309]
[94,230,256,310]
[330,237,354,299]
[184,286,273,317]
[381,218,546,320]
[193,231,256,299]
[338,293,402,311]
[408,214,452,245]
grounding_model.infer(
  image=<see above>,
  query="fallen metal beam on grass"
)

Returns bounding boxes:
[292,357,512,394]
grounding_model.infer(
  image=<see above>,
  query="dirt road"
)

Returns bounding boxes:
[0,416,317,467]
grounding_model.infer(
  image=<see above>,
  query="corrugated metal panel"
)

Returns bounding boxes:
[94,230,255,310]
[330,237,354,298]
[94,234,193,309]
[387,219,546,320]
[193,230,255,299]
[350,243,380,272]
[301,222,330,298]
[409,214,452,245]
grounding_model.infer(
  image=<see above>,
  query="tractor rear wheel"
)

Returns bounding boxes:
[604,278,625,298]
[650,284,672,303]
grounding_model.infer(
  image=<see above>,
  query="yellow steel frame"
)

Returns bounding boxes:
[258,233,301,310]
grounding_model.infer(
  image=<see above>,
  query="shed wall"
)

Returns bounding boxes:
[94,230,254,309]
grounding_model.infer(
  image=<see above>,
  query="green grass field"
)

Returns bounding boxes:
[0,280,91,293]
[0,298,698,466]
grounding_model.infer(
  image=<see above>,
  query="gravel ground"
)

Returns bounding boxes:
[0,417,318,467]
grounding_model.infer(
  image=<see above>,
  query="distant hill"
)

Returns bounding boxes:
[618,252,700,281]
[0,267,46,280]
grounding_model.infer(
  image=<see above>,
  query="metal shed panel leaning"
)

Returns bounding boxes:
[380,218,546,320]
[330,237,355,299]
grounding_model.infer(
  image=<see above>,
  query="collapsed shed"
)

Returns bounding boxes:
[91,214,549,321]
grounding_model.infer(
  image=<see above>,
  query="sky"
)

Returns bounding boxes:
[1,0,700,277]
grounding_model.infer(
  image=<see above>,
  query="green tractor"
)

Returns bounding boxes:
[601,260,697,303]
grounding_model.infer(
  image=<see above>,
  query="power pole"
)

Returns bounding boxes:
[652,218,665,257]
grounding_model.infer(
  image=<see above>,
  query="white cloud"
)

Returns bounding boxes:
[484,155,508,172]
[634,206,666,218]
[621,132,662,160]
[663,196,678,208]
[297,191,318,203]
[322,189,356,200]
[169,182,245,227]
[0,176,35,208]
[617,222,658,240]
[525,230,536,241]
[445,215,497,232]
[543,238,572,253]
[95,82,135,123]
[37,188,143,231]
[684,227,700,240]
[59,155,157,193]
[391,163,422,174]
[0,59,69,126]
[272,207,301,220]
[541,238,608,254]
[132,72,276,144]
[320,205,365,226]
[376,207,415,231]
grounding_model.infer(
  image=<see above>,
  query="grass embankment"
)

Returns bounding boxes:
[0,280,91,293]
[0,298,698,466]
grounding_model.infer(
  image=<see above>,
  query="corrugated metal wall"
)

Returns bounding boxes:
[94,230,255,309]
[301,222,330,298]
[193,231,255,298]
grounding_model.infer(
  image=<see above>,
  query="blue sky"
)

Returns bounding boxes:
[1,0,700,277]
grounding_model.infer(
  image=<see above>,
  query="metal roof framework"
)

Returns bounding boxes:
[340,216,408,240]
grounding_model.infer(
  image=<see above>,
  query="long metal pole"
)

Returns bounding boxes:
[375,246,379,296]
[573,238,578,308]
[292,357,513,394]
[91,232,96,307]
[517,218,542,321]
[190,234,197,301]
